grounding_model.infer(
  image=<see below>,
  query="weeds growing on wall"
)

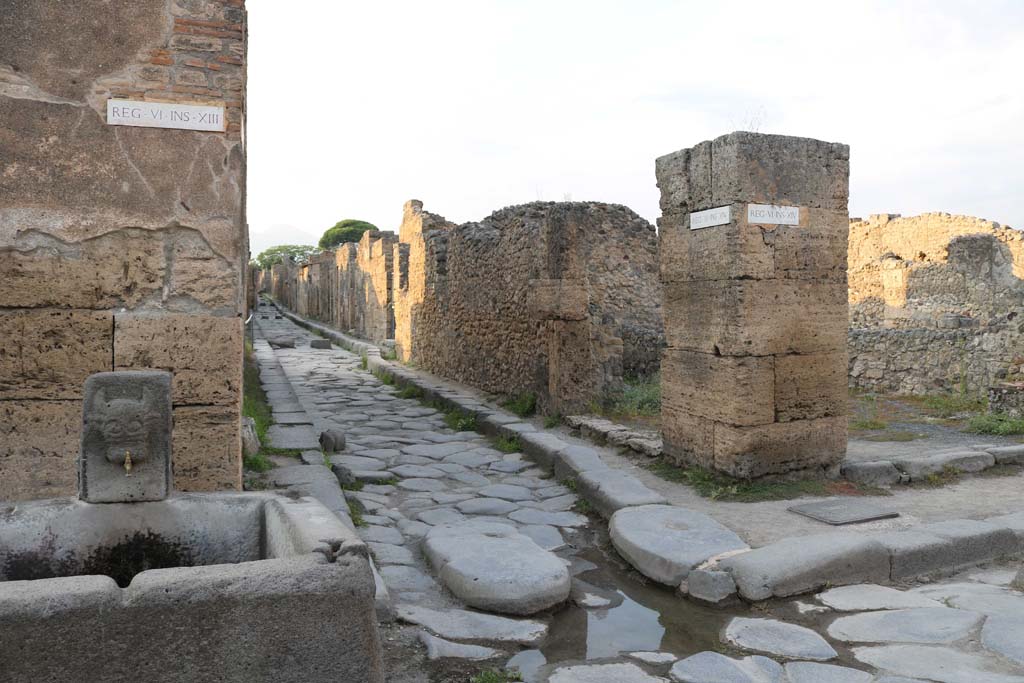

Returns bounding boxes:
[543,413,562,428]
[372,368,396,386]
[967,412,1024,435]
[347,499,367,527]
[243,344,272,444]
[502,393,537,418]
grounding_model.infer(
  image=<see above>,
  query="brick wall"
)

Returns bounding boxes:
[0,0,247,501]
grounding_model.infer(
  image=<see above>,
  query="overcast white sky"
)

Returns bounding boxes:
[246,1,1024,256]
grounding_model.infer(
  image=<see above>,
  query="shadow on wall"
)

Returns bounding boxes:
[848,214,1024,394]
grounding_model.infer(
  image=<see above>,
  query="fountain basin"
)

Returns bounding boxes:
[0,492,383,683]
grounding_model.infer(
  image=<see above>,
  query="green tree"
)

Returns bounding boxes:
[253,244,317,270]
[318,219,377,250]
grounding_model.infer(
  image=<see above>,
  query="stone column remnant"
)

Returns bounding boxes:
[80,371,173,503]
[656,132,850,478]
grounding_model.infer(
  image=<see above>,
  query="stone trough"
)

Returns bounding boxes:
[0,371,383,683]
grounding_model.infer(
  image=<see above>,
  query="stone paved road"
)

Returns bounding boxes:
[254,313,1024,683]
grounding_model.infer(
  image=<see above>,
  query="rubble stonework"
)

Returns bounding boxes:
[847,213,1024,394]
[656,132,849,478]
[264,199,663,414]
[0,0,247,501]
[269,230,397,342]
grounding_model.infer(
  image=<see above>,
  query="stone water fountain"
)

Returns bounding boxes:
[0,371,383,682]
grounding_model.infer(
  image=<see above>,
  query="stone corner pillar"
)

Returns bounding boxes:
[656,132,849,478]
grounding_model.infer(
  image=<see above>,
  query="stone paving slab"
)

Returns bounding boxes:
[267,424,320,450]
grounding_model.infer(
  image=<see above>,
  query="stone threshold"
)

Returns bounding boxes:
[265,300,1024,608]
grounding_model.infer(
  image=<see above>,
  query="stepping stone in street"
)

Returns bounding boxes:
[724,617,837,661]
[788,498,899,526]
[418,632,499,661]
[670,652,784,683]
[396,604,547,645]
[423,522,570,615]
[828,608,983,644]
[819,584,943,611]
[547,662,667,683]
[609,505,747,586]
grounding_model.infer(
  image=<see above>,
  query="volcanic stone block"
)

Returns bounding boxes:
[114,315,243,406]
[713,416,847,479]
[663,278,848,357]
[656,132,850,215]
[0,400,80,501]
[80,371,173,503]
[0,310,113,400]
[662,349,775,426]
[659,206,848,284]
[661,407,715,468]
[171,404,242,492]
[774,352,847,422]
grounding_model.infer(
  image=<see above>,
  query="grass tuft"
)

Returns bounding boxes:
[502,393,537,418]
[850,417,888,431]
[966,412,1024,435]
[494,435,521,453]
[604,374,661,417]
[347,499,367,527]
[644,458,887,502]
[444,408,478,432]
[396,385,423,399]
[920,393,987,418]
[359,353,368,370]
[243,452,274,473]
[543,413,562,429]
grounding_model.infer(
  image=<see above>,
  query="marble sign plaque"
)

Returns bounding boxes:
[747,203,801,225]
[107,99,226,132]
[689,205,731,230]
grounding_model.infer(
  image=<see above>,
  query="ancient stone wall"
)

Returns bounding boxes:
[848,213,1024,394]
[265,230,397,342]
[657,132,849,478]
[264,200,662,414]
[392,200,661,413]
[0,0,247,501]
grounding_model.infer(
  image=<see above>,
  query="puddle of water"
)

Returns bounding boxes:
[509,530,743,681]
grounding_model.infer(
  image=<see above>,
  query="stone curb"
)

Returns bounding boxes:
[266,300,664,521]
[701,514,1024,602]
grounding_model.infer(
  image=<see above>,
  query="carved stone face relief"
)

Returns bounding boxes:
[80,371,173,503]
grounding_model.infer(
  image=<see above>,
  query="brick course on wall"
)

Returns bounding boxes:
[262,199,663,414]
[848,213,1024,394]
[0,0,247,501]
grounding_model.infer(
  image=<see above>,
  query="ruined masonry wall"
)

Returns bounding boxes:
[263,200,663,414]
[848,213,1024,393]
[392,200,662,413]
[266,230,397,343]
[0,0,247,501]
